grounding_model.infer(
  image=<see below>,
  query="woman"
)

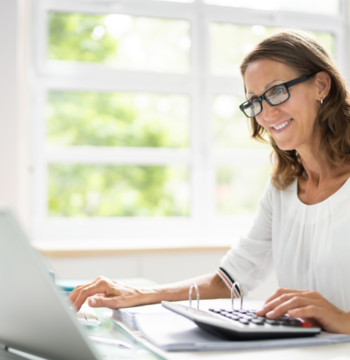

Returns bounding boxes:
[69,29,350,334]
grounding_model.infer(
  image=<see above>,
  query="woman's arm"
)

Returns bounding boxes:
[69,272,231,311]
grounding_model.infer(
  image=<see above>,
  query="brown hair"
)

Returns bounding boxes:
[240,29,350,189]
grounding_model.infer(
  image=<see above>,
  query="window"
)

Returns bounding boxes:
[32,0,347,242]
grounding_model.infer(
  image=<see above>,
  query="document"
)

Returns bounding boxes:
[135,312,350,351]
[113,303,168,330]
[113,298,243,330]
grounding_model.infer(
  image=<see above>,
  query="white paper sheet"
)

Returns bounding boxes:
[135,312,350,352]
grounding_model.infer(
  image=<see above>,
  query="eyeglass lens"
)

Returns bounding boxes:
[243,84,289,117]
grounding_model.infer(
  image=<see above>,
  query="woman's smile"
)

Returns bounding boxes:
[271,118,292,131]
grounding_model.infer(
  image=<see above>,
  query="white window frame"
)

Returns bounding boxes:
[31,0,349,244]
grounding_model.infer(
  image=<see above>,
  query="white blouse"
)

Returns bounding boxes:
[220,177,350,311]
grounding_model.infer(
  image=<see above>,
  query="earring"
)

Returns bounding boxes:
[320,95,325,104]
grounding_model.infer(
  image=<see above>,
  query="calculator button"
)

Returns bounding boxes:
[239,318,250,325]
[239,313,252,319]
[251,319,265,325]
[281,320,293,326]
[301,322,313,328]
[265,319,281,326]
[289,320,302,327]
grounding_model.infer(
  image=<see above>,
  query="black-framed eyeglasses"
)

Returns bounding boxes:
[239,73,317,118]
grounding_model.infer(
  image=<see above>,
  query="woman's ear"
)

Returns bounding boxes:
[315,71,331,99]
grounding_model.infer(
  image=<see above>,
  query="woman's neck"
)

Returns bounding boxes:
[297,143,328,186]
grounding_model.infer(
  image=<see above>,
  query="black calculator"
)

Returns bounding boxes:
[161,301,321,340]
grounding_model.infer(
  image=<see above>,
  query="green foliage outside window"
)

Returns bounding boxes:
[48,12,190,72]
[48,165,189,217]
[47,13,191,217]
[48,12,118,63]
[47,92,189,148]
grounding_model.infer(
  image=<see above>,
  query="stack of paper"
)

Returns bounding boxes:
[113,303,168,330]
[113,298,258,330]
[135,312,350,351]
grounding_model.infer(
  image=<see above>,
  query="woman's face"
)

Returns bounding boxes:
[244,59,320,151]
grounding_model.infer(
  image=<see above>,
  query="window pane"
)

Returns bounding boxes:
[216,164,270,216]
[204,0,340,15]
[210,24,334,76]
[48,165,189,217]
[48,12,190,73]
[213,95,270,149]
[47,92,189,148]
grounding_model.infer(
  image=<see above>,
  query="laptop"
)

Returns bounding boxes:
[0,210,102,360]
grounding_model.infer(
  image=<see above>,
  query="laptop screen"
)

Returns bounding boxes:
[0,210,101,360]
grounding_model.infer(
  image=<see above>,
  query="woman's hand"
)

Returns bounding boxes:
[256,288,350,334]
[68,276,152,311]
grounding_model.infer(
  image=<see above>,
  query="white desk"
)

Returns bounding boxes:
[105,307,350,360]
[146,342,350,360]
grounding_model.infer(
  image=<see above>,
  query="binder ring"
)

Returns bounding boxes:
[189,283,200,309]
[231,281,243,310]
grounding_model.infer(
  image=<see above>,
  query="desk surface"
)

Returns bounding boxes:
[7,305,350,360]
[86,308,163,360]
[71,276,350,360]
[90,307,350,360]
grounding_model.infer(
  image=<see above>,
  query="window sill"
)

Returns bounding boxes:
[32,239,233,258]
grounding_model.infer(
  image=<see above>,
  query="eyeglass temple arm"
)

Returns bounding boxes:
[285,72,317,89]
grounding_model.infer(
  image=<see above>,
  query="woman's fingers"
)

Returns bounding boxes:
[287,304,321,321]
[264,295,318,319]
[69,281,94,304]
[255,288,350,334]
[70,277,119,310]
[68,276,106,304]
[263,288,299,305]
[88,295,119,309]
[68,276,148,311]
[256,289,319,317]
[256,291,300,316]
[288,305,350,333]
[263,287,314,306]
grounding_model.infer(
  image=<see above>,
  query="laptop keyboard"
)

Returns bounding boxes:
[76,303,101,327]
[208,308,312,328]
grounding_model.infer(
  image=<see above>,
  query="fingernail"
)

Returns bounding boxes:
[90,298,96,306]
[266,311,275,318]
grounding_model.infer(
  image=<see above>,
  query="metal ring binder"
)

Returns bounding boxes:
[189,283,200,309]
[231,281,243,310]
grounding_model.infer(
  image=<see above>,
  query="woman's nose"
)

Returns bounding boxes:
[260,100,280,120]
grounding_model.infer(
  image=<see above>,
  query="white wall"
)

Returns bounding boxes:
[0,0,30,229]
